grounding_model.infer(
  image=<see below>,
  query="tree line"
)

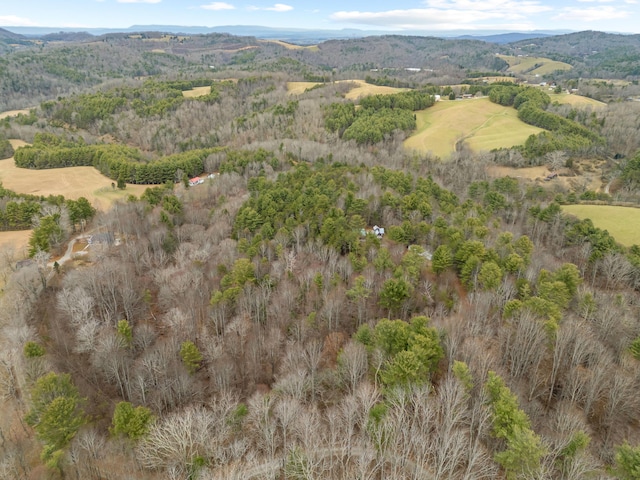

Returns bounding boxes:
[324,90,435,144]
[488,84,605,158]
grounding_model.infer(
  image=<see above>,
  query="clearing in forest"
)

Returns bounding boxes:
[182,86,212,98]
[0,229,31,258]
[259,39,319,51]
[287,79,408,99]
[498,54,573,76]
[550,93,606,108]
[0,109,31,120]
[287,81,322,95]
[343,80,409,100]
[562,204,640,247]
[0,140,153,210]
[404,98,543,160]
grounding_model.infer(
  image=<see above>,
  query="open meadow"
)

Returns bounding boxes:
[0,229,31,258]
[286,79,408,99]
[287,81,322,95]
[404,98,543,159]
[562,204,640,247]
[182,86,212,98]
[0,140,154,211]
[0,109,31,119]
[498,54,573,76]
[550,93,606,108]
[259,39,319,51]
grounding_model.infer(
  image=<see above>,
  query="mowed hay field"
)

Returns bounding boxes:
[287,80,408,99]
[405,98,543,159]
[563,204,640,247]
[498,55,573,76]
[0,140,154,211]
[287,81,322,95]
[0,229,31,257]
[182,86,211,98]
[260,39,319,51]
[343,80,409,100]
[549,93,606,108]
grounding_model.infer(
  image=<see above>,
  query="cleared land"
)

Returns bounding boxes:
[0,140,153,210]
[286,79,408,99]
[0,109,31,120]
[343,80,409,100]
[562,204,640,247]
[405,98,543,159]
[287,81,322,95]
[182,86,212,98]
[549,93,606,108]
[498,55,573,76]
[259,39,319,51]
[0,229,31,257]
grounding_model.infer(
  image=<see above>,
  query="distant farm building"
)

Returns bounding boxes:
[189,177,204,186]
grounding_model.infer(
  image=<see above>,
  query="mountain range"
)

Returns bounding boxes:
[1,24,572,44]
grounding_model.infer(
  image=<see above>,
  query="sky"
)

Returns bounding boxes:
[1,0,640,34]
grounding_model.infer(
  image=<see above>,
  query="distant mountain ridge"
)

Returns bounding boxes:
[455,32,554,44]
[2,24,572,44]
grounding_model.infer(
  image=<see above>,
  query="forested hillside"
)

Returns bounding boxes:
[2,29,640,480]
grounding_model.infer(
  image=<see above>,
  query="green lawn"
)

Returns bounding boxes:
[563,204,640,247]
[404,98,543,160]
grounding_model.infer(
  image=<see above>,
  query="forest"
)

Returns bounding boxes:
[1,28,640,480]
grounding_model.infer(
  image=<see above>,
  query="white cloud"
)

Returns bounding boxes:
[553,6,630,21]
[576,0,614,3]
[201,2,235,10]
[247,3,292,12]
[265,3,293,11]
[117,0,162,3]
[0,15,38,26]
[330,0,552,30]
[423,0,551,14]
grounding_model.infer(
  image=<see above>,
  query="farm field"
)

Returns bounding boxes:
[286,80,408,99]
[260,39,319,51]
[343,80,409,100]
[562,204,640,247]
[550,93,606,108]
[404,98,543,159]
[287,81,322,95]
[498,54,573,76]
[182,86,212,98]
[0,229,31,257]
[0,140,153,210]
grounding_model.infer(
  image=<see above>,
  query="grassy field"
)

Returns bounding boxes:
[498,55,573,76]
[182,86,212,98]
[287,79,408,99]
[404,98,543,159]
[0,109,31,120]
[549,93,606,108]
[287,81,322,95]
[0,229,31,257]
[260,39,319,51]
[343,80,409,100]
[0,140,154,210]
[562,204,640,247]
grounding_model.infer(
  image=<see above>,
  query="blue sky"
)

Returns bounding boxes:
[1,0,639,33]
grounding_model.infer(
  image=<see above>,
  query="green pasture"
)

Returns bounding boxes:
[404,98,543,159]
[563,204,640,247]
[550,93,606,108]
[498,55,573,76]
